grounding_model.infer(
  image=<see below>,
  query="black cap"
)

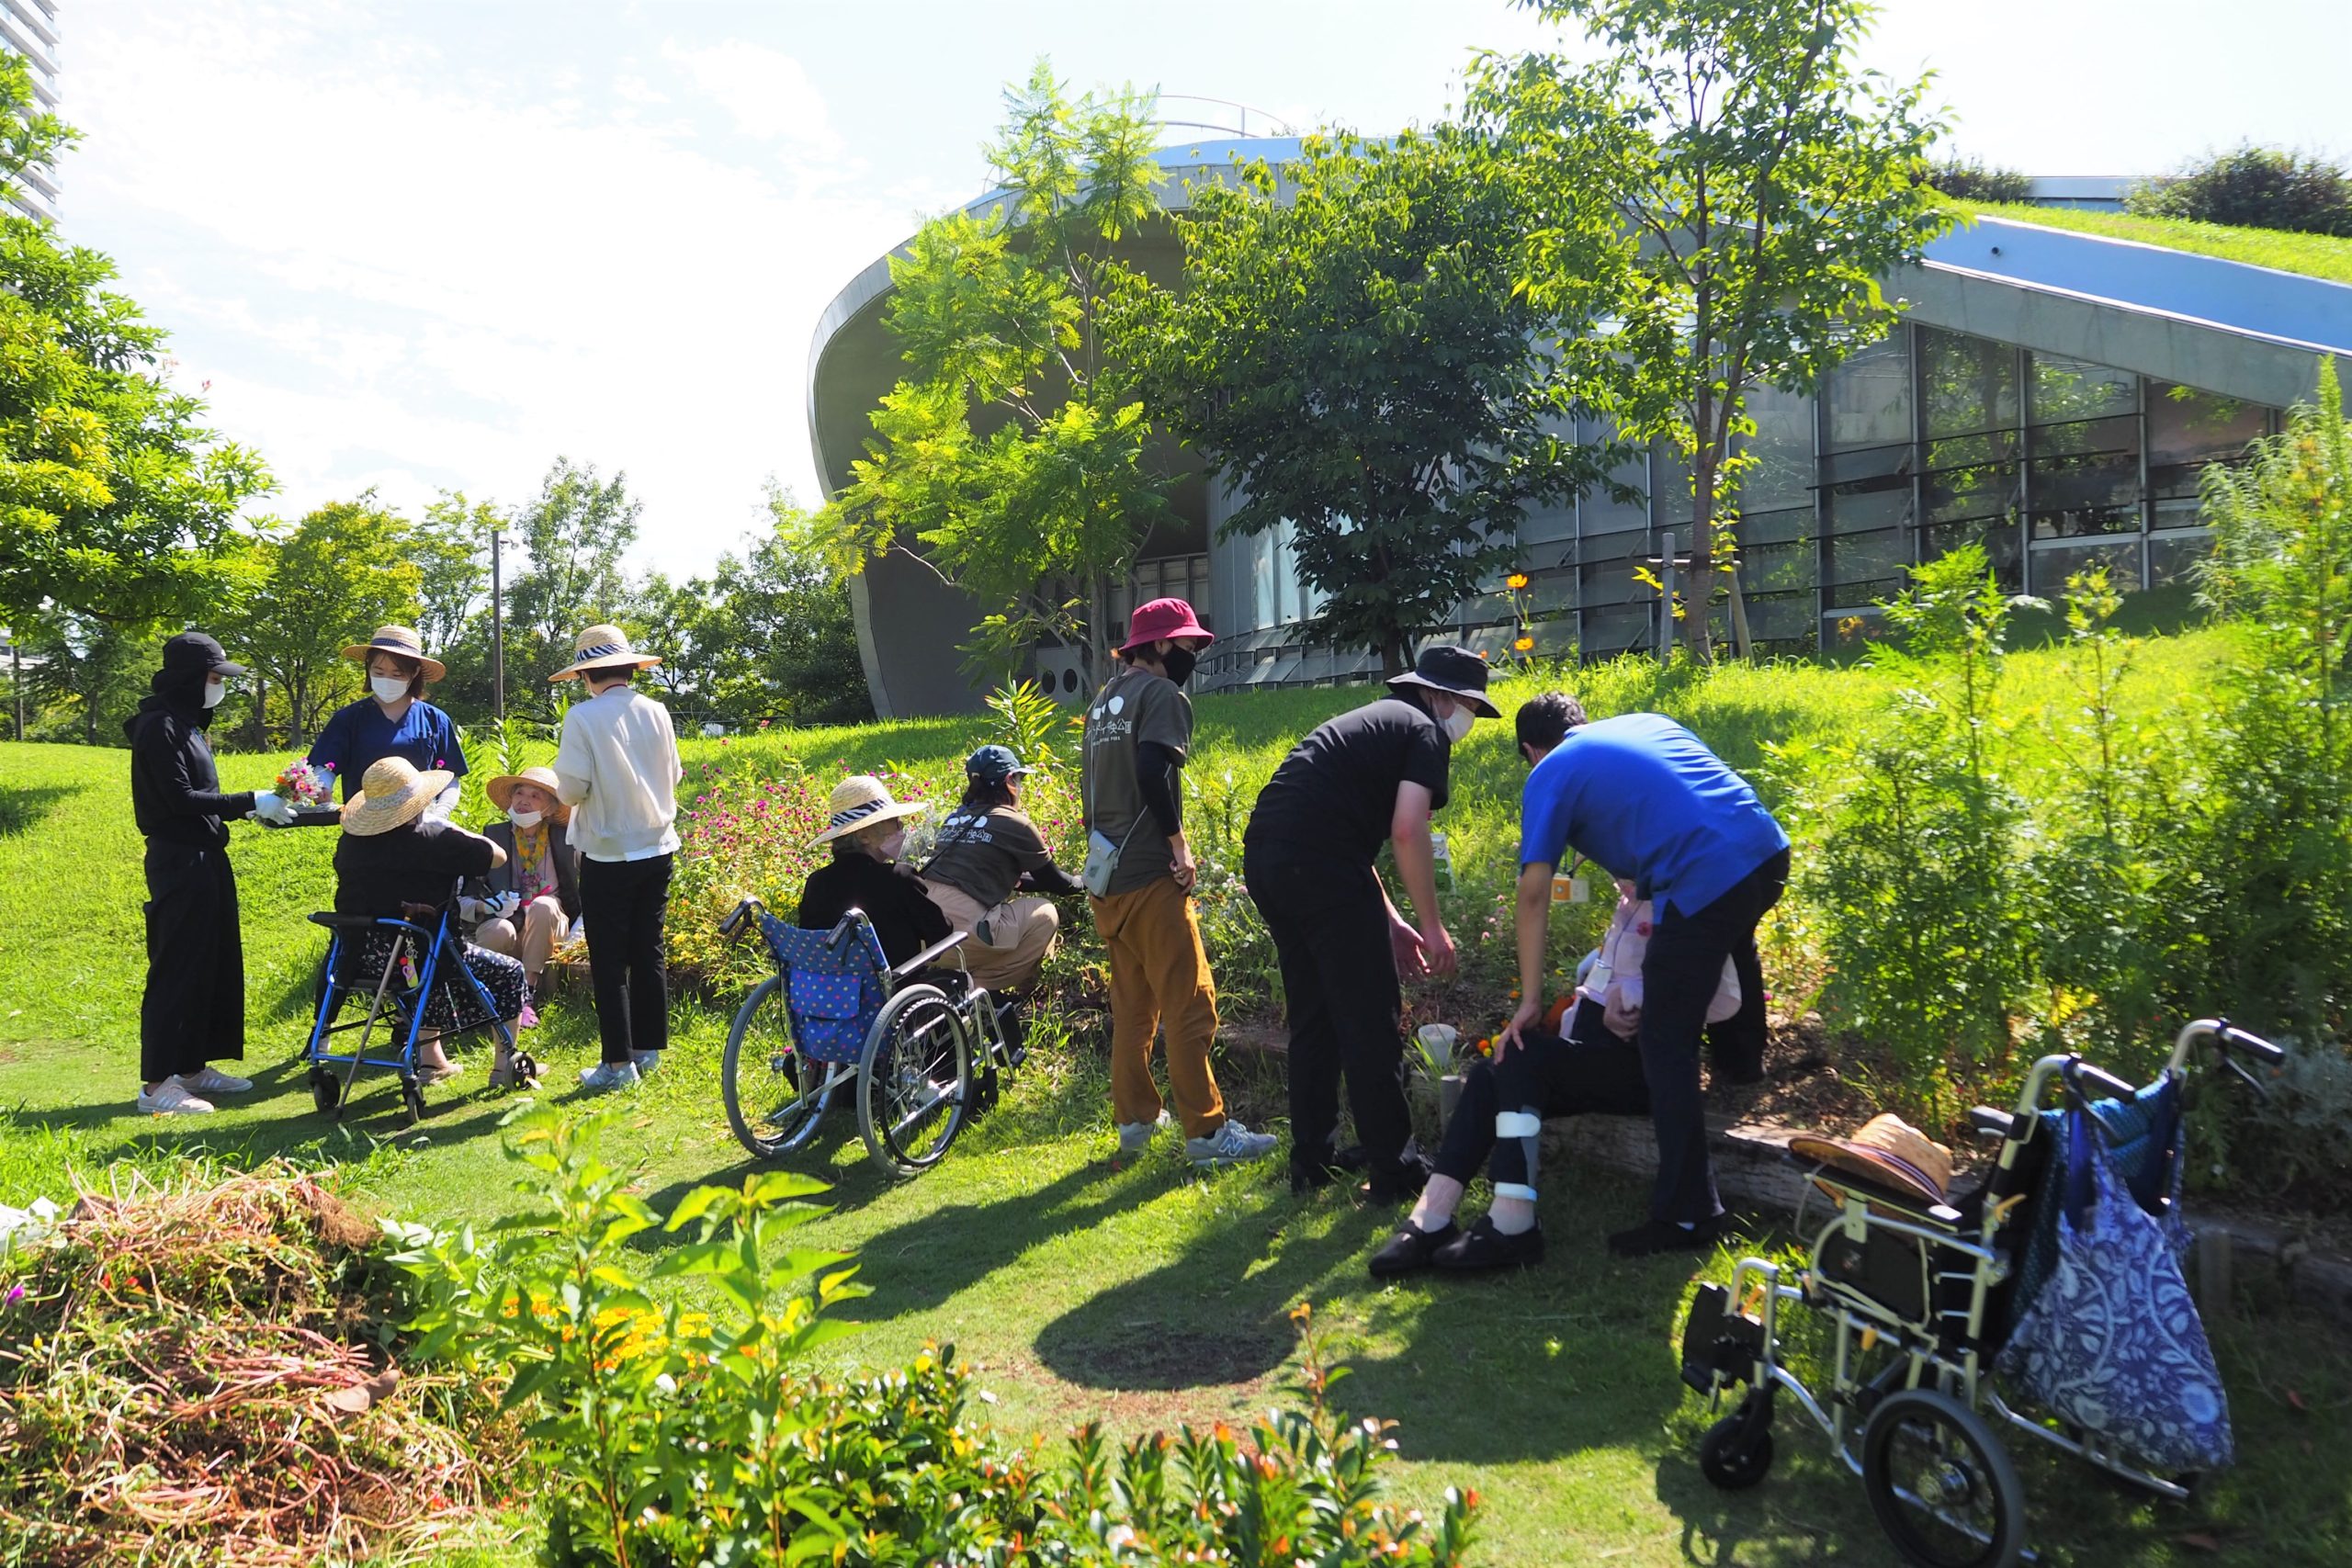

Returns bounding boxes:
[965,745,1030,785]
[161,630,246,680]
[1386,644,1499,718]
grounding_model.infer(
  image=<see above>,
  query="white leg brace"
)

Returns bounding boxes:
[1493,1110,1544,1202]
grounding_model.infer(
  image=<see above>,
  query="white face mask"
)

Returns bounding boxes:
[370,675,411,705]
[201,678,227,709]
[877,828,907,862]
[509,807,543,829]
[1441,702,1475,744]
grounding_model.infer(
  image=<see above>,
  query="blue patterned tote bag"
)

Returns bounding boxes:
[1996,1096,2233,1472]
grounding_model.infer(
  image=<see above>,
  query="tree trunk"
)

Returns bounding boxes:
[1684,440,1718,662]
[1382,633,1408,679]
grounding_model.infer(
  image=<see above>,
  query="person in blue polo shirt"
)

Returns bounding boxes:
[1497,692,1789,1258]
[304,625,468,810]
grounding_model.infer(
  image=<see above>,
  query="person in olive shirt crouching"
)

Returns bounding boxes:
[920,745,1082,998]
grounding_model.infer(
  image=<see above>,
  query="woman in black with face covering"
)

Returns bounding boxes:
[125,631,293,1115]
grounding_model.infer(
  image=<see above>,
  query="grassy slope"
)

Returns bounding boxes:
[3,632,2347,1566]
[1951,199,2352,287]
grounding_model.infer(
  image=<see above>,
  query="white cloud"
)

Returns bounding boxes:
[60,4,962,582]
[658,38,838,153]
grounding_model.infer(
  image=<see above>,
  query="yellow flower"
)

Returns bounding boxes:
[1505,571,1530,591]
[1513,635,1534,652]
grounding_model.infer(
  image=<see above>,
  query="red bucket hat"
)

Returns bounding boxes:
[1119,597,1214,654]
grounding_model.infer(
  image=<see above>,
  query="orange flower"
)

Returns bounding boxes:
[1505,571,1530,591]
[1513,635,1534,652]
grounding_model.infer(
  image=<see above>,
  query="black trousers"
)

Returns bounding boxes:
[1642,848,1790,1224]
[581,853,672,1064]
[140,842,244,1084]
[1432,998,1650,1189]
[1705,931,1770,1084]
[1243,850,1417,1185]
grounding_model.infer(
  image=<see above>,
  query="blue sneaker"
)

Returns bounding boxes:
[631,1050,662,1076]
[578,1061,641,1092]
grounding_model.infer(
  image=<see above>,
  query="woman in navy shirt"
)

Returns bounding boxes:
[306,625,468,809]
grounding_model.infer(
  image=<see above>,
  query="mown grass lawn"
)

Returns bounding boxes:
[1948,199,2352,285]
[4,637,2348,1564]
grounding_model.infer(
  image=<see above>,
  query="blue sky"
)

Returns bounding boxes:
[59,0,2352,584]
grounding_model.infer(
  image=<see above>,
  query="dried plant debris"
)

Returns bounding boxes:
[0,1166,510,1566]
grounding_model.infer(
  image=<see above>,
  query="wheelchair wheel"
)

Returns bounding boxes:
[400,1077,427,1128]
[1698,1390,1775,1490]
[856,983,971,1174]
[722,976,832,1158]
[307,1066,341,1115]
[1861,1387,2026,1568]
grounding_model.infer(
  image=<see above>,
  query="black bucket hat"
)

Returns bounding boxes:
[1387,645,1499,719]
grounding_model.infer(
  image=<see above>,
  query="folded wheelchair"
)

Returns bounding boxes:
[1679,1018,2284,1567]
[300,902,535,1125]
[716,898,1021,1175]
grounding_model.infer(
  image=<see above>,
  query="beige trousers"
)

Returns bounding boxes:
[924,881,1059,997]
[476,894,568,982]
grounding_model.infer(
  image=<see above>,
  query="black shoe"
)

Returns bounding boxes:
[1369,1218,1460,1279]
[1363,1151,1433,1205]
[1432,1215,1546,1273]
[1608,1216,1722,1258]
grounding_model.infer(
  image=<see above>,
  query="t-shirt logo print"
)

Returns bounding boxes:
[1107,695,1125,716]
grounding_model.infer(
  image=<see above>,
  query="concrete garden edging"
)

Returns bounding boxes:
[1540,1111,2352,1322]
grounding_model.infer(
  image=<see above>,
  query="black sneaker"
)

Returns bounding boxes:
[1608,1216,1722,1258]
[1363,1149,1433,1205]
[1369,1219,1460,1279]
[1432,1215,1545,1272]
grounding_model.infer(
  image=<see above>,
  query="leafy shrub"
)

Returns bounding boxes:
[389,1109,1479,1566]
[2126,144,2352,237]
[1923,155,2032,205]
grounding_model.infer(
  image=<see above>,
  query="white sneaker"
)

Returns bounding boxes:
[1187,1118,1279,1169]
[630,1050,662,1075]
[578,1061,641,1092]
[177,1066,253,1096]
[1116,1110,1172,1159]
[138,1080,216,1115]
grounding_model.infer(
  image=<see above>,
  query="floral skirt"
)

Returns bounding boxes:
[345,929,526,1034]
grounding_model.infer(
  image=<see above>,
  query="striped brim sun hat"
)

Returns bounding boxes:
[1787,1114,1955,1207]
[549,624,663,682]
[808,774,928,848]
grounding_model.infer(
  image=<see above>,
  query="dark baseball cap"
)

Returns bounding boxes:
[161,630,246,679]
[965,745,1031,784]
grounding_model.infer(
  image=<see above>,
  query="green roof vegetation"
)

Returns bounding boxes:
[1949,199,2352,288]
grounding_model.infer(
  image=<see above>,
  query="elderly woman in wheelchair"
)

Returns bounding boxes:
[311,758,534,1113]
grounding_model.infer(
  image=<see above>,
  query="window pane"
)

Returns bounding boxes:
[1826,334,1912,451]
[2148,533,2212,587]
[1580,604,1650,657]
[1924,459,2019,527]
[1741,536,1817,595]
[1579,432,1650,537]
[2030,354,2135,424]
[2147,380,2270,511]
[2030,538,2141,596]
[1919,327,2019,443]
[1826,532,1910,607]
[1923,519,2025,592]
[1736,502,1813,547]
[1746,591,1818,644]
[1735,382,1815,510]
[2030,413,2140,538]
[1824,453,1914,535]
[1575,530,1647,608]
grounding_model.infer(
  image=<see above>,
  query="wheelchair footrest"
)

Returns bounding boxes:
[1681,1281,1766,1395]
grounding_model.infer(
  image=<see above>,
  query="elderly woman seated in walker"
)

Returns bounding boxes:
[1370,875,1743,1278]
[462,764,582,1027]
[333,756,535,1089]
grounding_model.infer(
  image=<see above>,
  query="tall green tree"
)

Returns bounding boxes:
[0,53,271,630]
[18,608,153,746]
[411,490,497,656]
[809,61,1168,680]
[505,457,639,705]
[232,497,423,743]
[1129,127,1620,674]
[1472,0,1949,658]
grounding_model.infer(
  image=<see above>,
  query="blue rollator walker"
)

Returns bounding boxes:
[716,898,1019,1175]
[1678,1018,2285,1567]
[300,902,533,1126]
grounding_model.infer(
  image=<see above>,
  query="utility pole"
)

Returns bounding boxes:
[490,525,506,725]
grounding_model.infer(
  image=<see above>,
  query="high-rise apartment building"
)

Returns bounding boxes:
[0,0,57,222]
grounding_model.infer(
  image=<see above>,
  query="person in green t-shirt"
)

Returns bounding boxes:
[1080,599,1277,1172]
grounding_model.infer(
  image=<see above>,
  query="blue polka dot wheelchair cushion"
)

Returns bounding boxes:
[761,914,887,1066]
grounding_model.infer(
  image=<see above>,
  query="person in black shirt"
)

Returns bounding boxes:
[1242,645,1496,1198]
[797,775,952,969]
[125,631,293,1115]
[334,757,530,1086]
[920,745,1082,997]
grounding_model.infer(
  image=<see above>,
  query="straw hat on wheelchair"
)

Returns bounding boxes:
[485,764,571,825]
[1788,1113,1954,1206]
[548,624,662,682]
[341,756,456,837]
[809,774,927,848]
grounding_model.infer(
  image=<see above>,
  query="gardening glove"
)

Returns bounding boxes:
[423,784,460,823]
[251,791,295,827]
[495,890,524,919]
[458,897,489,925]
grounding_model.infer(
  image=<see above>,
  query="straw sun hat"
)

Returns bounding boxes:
[1787,1114,1955,1207]
[340,756,456,838]
[549,624,662,682]
[485,764,571,825]
[808,774,928,849]
[341,625,447,682]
